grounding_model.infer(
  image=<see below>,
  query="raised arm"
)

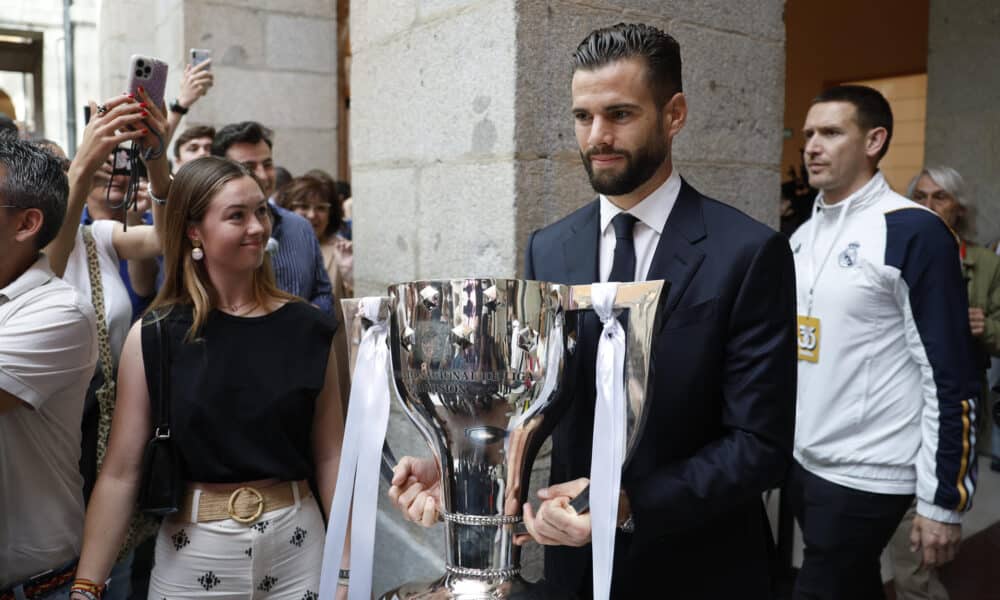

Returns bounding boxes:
[166,61,214,143]
[46,96,146,276]
[108,88,173,262]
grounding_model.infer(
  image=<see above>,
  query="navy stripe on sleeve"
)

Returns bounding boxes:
[885,207,979,511]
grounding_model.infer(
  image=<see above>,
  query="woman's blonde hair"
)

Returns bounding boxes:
[147,156,297,339]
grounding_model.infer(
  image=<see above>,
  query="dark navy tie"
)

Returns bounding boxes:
[608,213,639,282]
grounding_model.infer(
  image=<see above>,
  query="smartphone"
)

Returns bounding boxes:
[190,48,212,69]
[127,55,168,109]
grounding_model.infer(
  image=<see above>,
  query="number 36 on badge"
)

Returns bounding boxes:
[797,315,820,363]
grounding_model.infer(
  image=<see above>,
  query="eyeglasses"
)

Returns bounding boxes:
[0,205,24,209]
[911,191,955,203]
[289,201,331,214]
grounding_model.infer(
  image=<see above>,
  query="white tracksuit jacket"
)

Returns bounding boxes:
[790,172,979,523]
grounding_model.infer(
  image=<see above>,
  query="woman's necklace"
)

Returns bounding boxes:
[222,299,256,314]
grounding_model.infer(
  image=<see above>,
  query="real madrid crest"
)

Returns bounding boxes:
[838,242,860,267]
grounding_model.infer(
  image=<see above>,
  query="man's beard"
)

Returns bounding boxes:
[581,135,668,197]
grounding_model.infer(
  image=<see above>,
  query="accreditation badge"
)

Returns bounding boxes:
[797,315,820,363]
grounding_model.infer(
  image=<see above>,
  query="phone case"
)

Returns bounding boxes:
[190,48,212,68]
[127,55,168,109]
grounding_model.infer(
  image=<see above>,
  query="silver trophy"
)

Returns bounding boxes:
[343,278,666,599]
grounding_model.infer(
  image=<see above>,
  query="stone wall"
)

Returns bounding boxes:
[98,0,338,176]
[351,0,786,593]
[925,0,1000,244]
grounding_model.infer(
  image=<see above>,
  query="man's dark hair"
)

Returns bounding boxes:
[812,85,894,160]
[211,121,273,157]
[274,166,293,192]
[0,137,68,249]
[0,114,17,140]
[173,125,216,159]
[572,23,683,108]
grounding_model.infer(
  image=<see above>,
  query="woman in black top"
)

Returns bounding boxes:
[74,157,349,599]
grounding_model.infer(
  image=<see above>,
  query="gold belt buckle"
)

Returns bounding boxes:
[228,486,265,524]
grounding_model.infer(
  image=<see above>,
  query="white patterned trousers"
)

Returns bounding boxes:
[148,483,324,599]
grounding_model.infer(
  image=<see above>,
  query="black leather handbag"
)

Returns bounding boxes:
[137,315,182,516]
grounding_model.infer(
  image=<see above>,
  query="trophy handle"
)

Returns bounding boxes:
[341,296,402,486]
[562,280,669,516]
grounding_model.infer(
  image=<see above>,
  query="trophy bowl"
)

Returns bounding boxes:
[381,278,569,599]
[339,278,666,599]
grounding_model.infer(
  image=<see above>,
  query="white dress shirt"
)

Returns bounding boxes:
[598,169,681,282]
[0,254,97,585]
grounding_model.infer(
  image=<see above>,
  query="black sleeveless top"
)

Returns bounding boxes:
[142,302,336,482]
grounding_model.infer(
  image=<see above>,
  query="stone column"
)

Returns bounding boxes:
[98,0,338,175]
[925,0,1000,244]
[352,0,785,593]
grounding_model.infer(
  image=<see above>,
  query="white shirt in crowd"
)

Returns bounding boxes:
[63,220,133,363]
[598,168,681,283]
[0,254,98,586]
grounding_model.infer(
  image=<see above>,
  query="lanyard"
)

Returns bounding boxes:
[804,195,853,316]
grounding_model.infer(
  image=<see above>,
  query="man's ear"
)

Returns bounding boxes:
[13,208,43,244]
[865,127,888,160]
[663,92,688,140]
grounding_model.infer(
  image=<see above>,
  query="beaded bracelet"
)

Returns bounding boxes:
[69,590,99,600]
[70,577,105,599]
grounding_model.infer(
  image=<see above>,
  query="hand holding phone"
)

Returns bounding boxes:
[178,51,214,109]
[190,48,212,69]
[127,55,168,110]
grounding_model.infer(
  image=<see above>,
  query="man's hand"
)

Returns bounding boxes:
[387,456,441,527]
[969,307,985,337]
[516,478,592,547]
[910,514,961,568]
[177,60,214,109]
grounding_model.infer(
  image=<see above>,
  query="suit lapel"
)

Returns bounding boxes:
[647,179,707,315]
[561,201,601,285]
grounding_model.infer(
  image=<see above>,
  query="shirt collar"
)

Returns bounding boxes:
[816,170,888,214]
[0,254,55,304]
[599,168,681,236]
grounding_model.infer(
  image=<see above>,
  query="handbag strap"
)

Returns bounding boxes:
[82,225,116,469]
[153,316,171,435]
[82,225,115,386]
[141,311,172,437]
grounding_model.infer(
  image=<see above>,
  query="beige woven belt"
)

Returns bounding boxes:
[177,480,310,524]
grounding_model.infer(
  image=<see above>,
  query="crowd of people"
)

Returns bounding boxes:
[1,59,353,600]
[0,20,996,600]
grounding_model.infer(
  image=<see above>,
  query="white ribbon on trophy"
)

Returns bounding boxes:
[589,282,627,600]
[318,297,393,600]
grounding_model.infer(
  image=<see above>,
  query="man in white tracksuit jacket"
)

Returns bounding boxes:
[787,85,979,600]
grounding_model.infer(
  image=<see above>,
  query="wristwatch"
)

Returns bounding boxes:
[618,514,635,533]
[169,99,189,115]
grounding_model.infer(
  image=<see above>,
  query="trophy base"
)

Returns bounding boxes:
[379,573,573,600]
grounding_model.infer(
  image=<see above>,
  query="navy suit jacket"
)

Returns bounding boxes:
[523,179,797,598]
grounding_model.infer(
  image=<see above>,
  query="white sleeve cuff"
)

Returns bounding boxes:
[916,499,962,524]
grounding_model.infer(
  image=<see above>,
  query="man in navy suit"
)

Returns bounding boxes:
[389,23,797,598]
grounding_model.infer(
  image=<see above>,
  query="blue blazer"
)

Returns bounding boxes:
[524,179,798,598]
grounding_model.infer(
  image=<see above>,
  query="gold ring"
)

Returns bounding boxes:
[227,486,264,523]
